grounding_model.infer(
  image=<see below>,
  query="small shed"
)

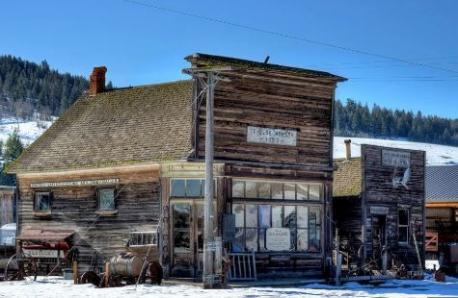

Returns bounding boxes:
[333,141,426,275]
[425,165,458,269]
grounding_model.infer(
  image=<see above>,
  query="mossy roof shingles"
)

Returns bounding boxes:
[333,158,362,198]
[9,80,193,173]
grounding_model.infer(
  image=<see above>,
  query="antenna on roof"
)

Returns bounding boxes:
[264,55,270,64]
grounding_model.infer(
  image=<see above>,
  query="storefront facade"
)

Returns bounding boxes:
[9,53,346,280]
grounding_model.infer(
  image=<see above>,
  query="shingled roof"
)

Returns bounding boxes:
[333,158,362,198]
[8,80,193,173]
[426,165,458,203]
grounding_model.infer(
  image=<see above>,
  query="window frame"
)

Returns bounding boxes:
[128,231,158,247]
[231,201,322,253]
[33,191,52,213]
[397,208,410,245]
[97,188,117,212]
[231,179,323,202]
[170,178,216,198]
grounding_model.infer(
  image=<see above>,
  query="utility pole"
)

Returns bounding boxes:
[203,72,215,288]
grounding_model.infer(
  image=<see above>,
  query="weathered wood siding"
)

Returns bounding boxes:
[195,75,337,169]
[16,166,160,270]
[0,188,15,226]
[361,145,426,270]
[192,72,338,278]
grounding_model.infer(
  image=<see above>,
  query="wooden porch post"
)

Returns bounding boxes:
[203,72,215,288]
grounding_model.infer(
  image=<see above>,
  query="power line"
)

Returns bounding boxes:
[124,0,458,75]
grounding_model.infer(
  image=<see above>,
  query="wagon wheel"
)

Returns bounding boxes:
[16,254,38,280]
[21,258,39,280]
[3,253,22,281]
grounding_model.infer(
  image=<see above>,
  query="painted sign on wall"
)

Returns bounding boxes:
[266,228,291,251]
[31,178,119,188]
[382,150,411,168]
[247,126,297,146]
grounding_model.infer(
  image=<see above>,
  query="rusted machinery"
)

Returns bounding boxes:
[79,252,162,287]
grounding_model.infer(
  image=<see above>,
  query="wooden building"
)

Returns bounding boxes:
[333,141,426,276]
[425,165,458,272]
[7,53,346,280]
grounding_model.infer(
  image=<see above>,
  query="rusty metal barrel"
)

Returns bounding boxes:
[109,254,143,277]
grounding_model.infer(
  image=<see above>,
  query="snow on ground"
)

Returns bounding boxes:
[1,276,458,298]
[0,118,53,146]
[334,136,458,165]
[1,118,458,167]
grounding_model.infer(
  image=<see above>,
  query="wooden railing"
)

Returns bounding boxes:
[227,252,257,281]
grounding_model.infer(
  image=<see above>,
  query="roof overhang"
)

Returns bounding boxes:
[17,229,75,242]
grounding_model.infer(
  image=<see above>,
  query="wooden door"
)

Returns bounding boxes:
[170,201,205,278]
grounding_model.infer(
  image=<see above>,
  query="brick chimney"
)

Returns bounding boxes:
[89,66,107,96]
[344,139,352,160]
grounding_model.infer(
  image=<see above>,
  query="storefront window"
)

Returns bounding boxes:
[231,202,321,252]
[232,180,323,201]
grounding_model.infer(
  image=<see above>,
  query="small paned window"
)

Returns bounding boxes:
[186,180,202,197]
[34,192,51,212]
[171,179,186,197]
[398,209,409,244]
[284,183,296,200]
[171,179,213,198]
[309,185,322,201]
[129,231,158,246]
[296,184,308,200]
[98,189,116,211]
[271,183,283,199]
[232,181,245,198]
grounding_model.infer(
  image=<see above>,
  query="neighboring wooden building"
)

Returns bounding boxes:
[425,165,458,271]
[0,186,15,227]
[333,141,426,275]
[8,53,346,280]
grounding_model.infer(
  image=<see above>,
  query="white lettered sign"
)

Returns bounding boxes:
[247,126,297,146]
[382,150,411,168]
[266,228,291,251]
[31,178,119,188]
[22,249,65,258]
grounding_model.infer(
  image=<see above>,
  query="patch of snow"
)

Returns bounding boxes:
[1,276,458,298]
[0,118,53,146]
[334,136,458,165]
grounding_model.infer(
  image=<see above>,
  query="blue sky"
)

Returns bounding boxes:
[1,0,457,118]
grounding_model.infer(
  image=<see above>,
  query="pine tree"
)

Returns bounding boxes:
[3,130,24,163]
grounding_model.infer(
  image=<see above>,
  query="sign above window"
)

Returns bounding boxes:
[31,179,119,188]
[247,126,297,146]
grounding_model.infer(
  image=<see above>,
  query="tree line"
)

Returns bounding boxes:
[334,99,458,146]
[0,55,88,118]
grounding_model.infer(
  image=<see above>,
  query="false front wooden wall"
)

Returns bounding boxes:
[361,145,426,269]
[194,74,337,170]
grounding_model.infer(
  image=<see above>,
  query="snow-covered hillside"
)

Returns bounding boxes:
[0,118,53,146]
[334,136,458,165]
[1,119,457,166]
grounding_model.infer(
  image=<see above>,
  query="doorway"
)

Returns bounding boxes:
[371,215,386,267]
[170,200,215,278]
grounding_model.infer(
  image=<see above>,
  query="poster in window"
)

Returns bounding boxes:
[266,228,291,251]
